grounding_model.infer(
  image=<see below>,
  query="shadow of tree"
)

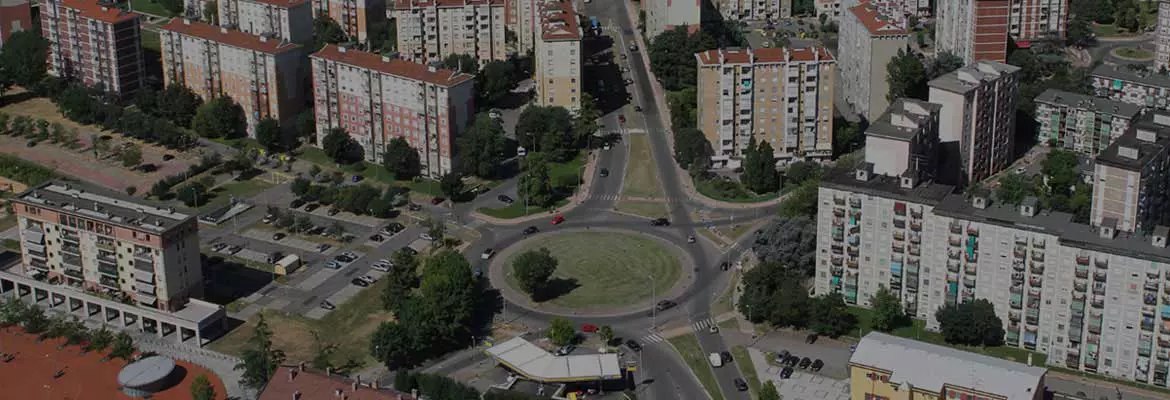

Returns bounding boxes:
[533,277,580,303]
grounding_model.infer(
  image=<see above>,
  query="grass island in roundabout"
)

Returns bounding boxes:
[500,229,687,313]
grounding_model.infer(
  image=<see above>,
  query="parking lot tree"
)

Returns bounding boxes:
[518,160,554,207]
[381,254,419,313]
[235,314,287,390]
[295,109,316,145]
[327,222,346,238]
[192,97,246,139]
[887,48,928,101]
[265,205,281,219]
[109,331,134,361]
[309,164,322,178]
[479,60,519,106]
[673,127,710,169]
[294,215,314,233]
[367,195,394,218]
[598,325,615,344]
[439,172,464,199]
[456,114,507,178]
[370,321,422,368]
[277,213,296,229]
[156,85,202,127]
[119,143,143,168]
[547,317,576,346]
[322,127,359,164]
[809,293,857,337]
[382,137,421,179]
[190,375,216,400]
[870,285,908,332]
[935,299,1004,347]
[423,217,446,241]
[760,381,781,400]
[418,250,479,348]
[740,138,780,193]
[255,117,284,152]
[292,177,312,197]
[751,216,816,277]
[0,31,49,87]
[512,247,558,297]
[175,182,209,207]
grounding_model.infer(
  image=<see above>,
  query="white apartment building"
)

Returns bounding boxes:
[159,19,305,138]
[928,61,1021,186]
[838,2,909,121]
[838,0,929,22]
[391,0,508,66]
[1090,113,1170,235]
[937,0,1065,63]
[40,0,145,96]
[1092,64,1170,111]
[1034,89,1143,156]
[1158,0,1170,72]
[718,0,788,21]
[643,0,699,38]
[217,0,314,44]
[534,0,582,111]
[864,98,940,179]
[695,47,836,169]
[310,45,476,177]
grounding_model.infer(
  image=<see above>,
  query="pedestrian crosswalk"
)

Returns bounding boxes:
[590,194,623,201]
[692,318,716,332]
[588,194,689,203]
[639,333,666,344]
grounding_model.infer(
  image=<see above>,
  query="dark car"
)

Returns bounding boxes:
[650,218,670,226]
[351,175,363,182]
[811,359,824,372]
[523,226,539,235]
[498,194,514,204]
[634,105,643,112]
[319,300,337,310]
[369,234,385,242]
[351,278,370,287]
[328,208,341,216]
[408,203,423,211]
[719,262,730,271]
[400,246,418,256]
[720,351,733,363]
[600,168,609,177]
[304,203,321,212]
[654,300,677,311]
[806,333,818,344]
[780,367,794,379]
[290,198,307,209]
[430,197,445,205]
[786,355,800,367]
[733,378,748,392]
[272,232,286,241]
[625,340,642,352]
[799,357,812,369]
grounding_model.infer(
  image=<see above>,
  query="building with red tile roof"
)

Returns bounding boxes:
[695,46,836,168]
[159,19,306,138]
[217,0,314,44]
[0,0,32,48]
[312,0,385,43]
[839,2,910,120]
[535,0,582,111]
[643,0,700,38]
[391,0,508,65]
[261,365,414,400]
[310,45,476,177]
[40,0,144,96]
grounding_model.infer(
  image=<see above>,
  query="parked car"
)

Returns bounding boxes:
[733,377,748,391]
[400,247,418,256]
[628,43,638,51]
[688,235,696,243]
[328,208,341,216]
[650,218,670,226]
[262,214,276,224]
[481,248,496,259]
[369,234,385,242]
[359,275,377,284]
[408,203,423,211]
[805,333,818,344]
[625,340,642,352]
[226,245,243,254]
[304,203,321,212]
[316,243,332,253]
[272,232,286,241]
[720,351,733,364]
[290,199,306,209]
[351,175,363,182]
[420,232,436,241]
[600,168,609,177]
[799,357,812,369]
[351,278,370,287]
[551,215,565,225]
[430,197,445,205]
[325,260,342,269]
[319,300,336,310]
[634,105,643,112]
[211,243,228,252]
[372,262,391,272]
[523,226,539,235]
[654,300,677,311]
[498,194,514,204]
[811,359,824,372]
[381,223,405,235]
[780,366,794,379]
[719,262,730,271]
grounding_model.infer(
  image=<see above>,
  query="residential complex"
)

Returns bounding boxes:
[643,0,700,38]
[1090,113,1170,234]
[928,60,1020,186]
[40,0,145,96]
[391,0,508,66]
[1091,64,1170,110]
[260,365,413,400]
[850,332,1047,400]
[159,19,305,138]
[838,2,909,121]
[310,45,476,177]
[1034,88,1143,156]
[935,0,1010,63]
[1158,0,1170,72]
[217,0,314,44]
[863,98,940,180]
[717,0,788,21]
[695,46,836,169]
[838,0,930,22]
[816,0,840,20]
[312,0,384,42]
[0,0,31,47]
[534,0,582,111]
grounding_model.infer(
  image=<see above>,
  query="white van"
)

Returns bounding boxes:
[708,353,723,368]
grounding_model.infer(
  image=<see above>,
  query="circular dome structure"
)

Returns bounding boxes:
[117,356,179,397]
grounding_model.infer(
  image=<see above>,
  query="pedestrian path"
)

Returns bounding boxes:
[692,318,716,332]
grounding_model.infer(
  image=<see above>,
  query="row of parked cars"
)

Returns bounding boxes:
[774,349,824,378]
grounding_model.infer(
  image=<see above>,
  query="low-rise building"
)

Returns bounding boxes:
[534,0,581,111]
[1034,88,1143,156]
[159,19,305,138]
[838,2,909,121]
[40,0,145,96]
[260,365,413,400]
[863,98,940,180]
[310,45,476,177]
[391,0,508,66]
[1092,64,1170,110]
[312,0,385,43]
[217,0,314,44]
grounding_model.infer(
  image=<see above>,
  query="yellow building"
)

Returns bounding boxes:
[849,333,1047,400]
[534,0,582,111]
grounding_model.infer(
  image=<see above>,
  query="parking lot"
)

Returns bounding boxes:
[748,348,849,400]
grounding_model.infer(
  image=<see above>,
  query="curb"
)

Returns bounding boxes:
[471,151,600,226]
[661,333,718,400]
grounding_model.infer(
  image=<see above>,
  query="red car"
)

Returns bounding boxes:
[551,215,565,225]
[430,197,445,205]
[581,324,599,333]
[618,114,626,124]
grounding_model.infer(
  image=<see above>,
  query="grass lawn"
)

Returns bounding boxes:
[731,345,761,396]
[668,335,725,400]
[298,147,445,196]
[1116,46,1154,59]
[127,0,176,16]
[622,135,663,199]
[715,222,758,242]
[2,239,18,250]
[698,228,724,246]
[847,307,1047,365]
[711,270,740,316]
[140,29,161,52]
[694,177,782,203]
[199,179,275,211]
[503,231,680,309]
[0,214,16,232]
[614,200,668,219]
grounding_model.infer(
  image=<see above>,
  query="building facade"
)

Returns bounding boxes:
[717,0,787,21]
[0,0,32,47]
[159,19,305,138]
[935,0,1010,63]
[863,98,940,180]
[928,61,1021,186]
[1034,88,1143,156]
[534,0,581,111]
[310,45,476,177]
[643,0,700,38]
[312,0,384,42]
[695,47,836,169]
[839,2,909,121]
[1090,114,1170,234]
[41,0,145,96]
[838,0,931,22]
[1091,64,1170,111]
[1158,0,1170,72]
[217,0,314,44]
[392,0,508,66]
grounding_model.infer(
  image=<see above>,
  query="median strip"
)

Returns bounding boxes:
[666,334,725,400]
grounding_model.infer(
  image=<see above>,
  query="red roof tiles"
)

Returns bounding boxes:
[540,0,580,41]
[244,0,310,8]
[61,0,138,24]
[260,367,414,400]
[312,44,475,86]
[394,0,503,9]
[847,3,907,36]
[695,46,834,65]
[159,19,301,54]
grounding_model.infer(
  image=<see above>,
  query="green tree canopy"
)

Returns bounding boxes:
[479,60,519,106]
[439,172,464,199]
[255,117,284,152]
[382,137,422,180]
[234,314,286,390]
[456,114,507,178]
[649,26,717,91]
[192,97,246,139]
[190,375,216,400]
[518,160,554,207]
[673,127,710,169]
[935,299,1005,347]
[740,138,780,193]
[516,106,574,160]
[442,53,479,72]
[870,286,908,332]
[313,16,349,50]
[886,48,928,101]
[547,317,576,346]
[928,51,965,79]
[0,31,49,87]
[321,127,359,164]
[512,247,558,296]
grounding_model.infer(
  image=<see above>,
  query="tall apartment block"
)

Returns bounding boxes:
[935,0,1010,63]
[695,47,836,169]
[850,332,1047,400]
[1157,0,1170,71]
[159,19,305,138]
[927,60,1020,186]
[643,0,700,38]
[839,2,909,121]
[1090,113,1170,234]
[312,0,384,43]
[40,0,145,96]
[535,0,581,111]
[1091,64,1170,110]
[1034,89,1142,156]
[310,45,476,177]
[0,0,31,47]
[217,0,314,44]
[391,0,508,66]
[718,0,787,21]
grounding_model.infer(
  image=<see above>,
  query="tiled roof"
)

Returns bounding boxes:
[394,0,503,9]
[259,367,413,400]
[311,45,475,86]
[847,2,907,36]
[540,0,580,41]
[61,0,138,24]
[159,19,301,54]
[242,0,310,8]
[695,46,834,65]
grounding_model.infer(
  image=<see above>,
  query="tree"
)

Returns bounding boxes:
[327,221,346,238]
[310,331,336,370]
[175,182,209,207]
[416,250,478,349]
[518,161,554,207]
[479,60,518,106]
[928,51,965,79]
[309,164,323,178]
[996,173,1034,205]
[515,106,574,160]
[190,375,216,400]
[673,127,710,169]
[0,31,49,87]
[395,369,417,392]
[833,119,861,157]
[158,0,184,15]
[119,143,143,168]
[547,317,576,346]
[760,381,781,400]
[381,249,419,313]
[370,321,421,368]
[423,217,446,241]
[382,137,422,179]
[935,299,1005,347]
[752,216,817,276]
[321,127,356,164]
[203,0,218,24]
[294,215,314,233]
[442,53,479,72]
[235,314,286,390]
[512,248,558,296]
[110,332,135,360]
[572,93,601,145]
[649,26,715,91]
[598,325,615,345]
[887,48,928,101]
[313,16,349,50]
[291,177,312,197]
[86,326,114,352]
[295,109,316,144]
[439,172,464,199]
[255,117,284,152]
[739,261,810,327]
[870,286,907,332]
[157,85,203,127]
[1067,16,1094,47]
[192,97,246,139]
[457,114,507,178]
[740,138,780,193]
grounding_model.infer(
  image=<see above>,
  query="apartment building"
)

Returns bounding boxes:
[935,0,1010,63]
[1158,0,1170,71]
[391,0,508,66]
[0,0,31,47]
[534,0,581,111]
[1009,0,1068,42]
[695,46,835,169]
[928,60,1020,186]
[838,0,931,22]
[1090,113,1170,234]
[1092,64,1170,110]
[816,0,840,20]
[864,98,940,179]
[839,2,909,121]
[159,19,305,139]
[310,45,476,177]
[1034,89,1143,156]
[217,0,314,44]
[40,0,145,96]
[643,0,700,38]
[850,332,1047,400]
[718,0,787,21]
[312,0,384,42]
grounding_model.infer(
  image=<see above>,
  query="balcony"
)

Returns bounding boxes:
[908,245,920,256]
[64,269,83,280]
[98,262,117,277]
[950,222,962,234]
[963,277,976,288]
[1075,265,1089,279]
[1094,271,1107,282]
[910,210,923,219]
[1031,252,1045,262]
[910,221,922,231]
[893,219,906,230]
[1011,271,1025,284]
[949,261,962,273]
[847,259,858,269]
[1092,282,1106,295]
[965,264,978,275]
[949,237,962,247]
[61,231,79,243]
[134,250,154,263]
[1029,276,1043,288]
[909,232,921,244]
[1013,248,1027,259]
[1030,263,1044,275]
[1032,238,1045,248]
[1091,295,1105,308]
[848,198,861,209]
[1009,310,1021,322]
[833,197,845,206]
[1077,255,1090,265]
[1095,258,1108,269]
[893,231,905,241]
[99,276,118,289]
[967,226,979,236]
[831,256,843,266]
[1013,260,1026,272]
[1074,280,1088,292]
[1010,284,1024,295]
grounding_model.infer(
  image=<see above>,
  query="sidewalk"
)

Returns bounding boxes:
[470,150,600,225]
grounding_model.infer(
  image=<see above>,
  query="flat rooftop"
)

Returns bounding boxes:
[1034,88,1142,118]
[928,60,1020,94]
[1092,63,1170,89]
[821,167,955,205]
[865,98,941,141]
[485,337,622,382]
[13,181,193,234]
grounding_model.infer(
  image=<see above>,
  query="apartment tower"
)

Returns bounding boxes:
[927,60,1021,186]
[1158,0,1170,71]
[312,0,385,42]
[0,0,32,47]
[936,0,1010,63]
[535,0,582,111]
[1090,113,1170,234]
[217,0,314,44]
[839,2,909,121]
[40,0,145,96]
[392,0,508,66]
[643,0,700,38]
[1034,88,1142,156]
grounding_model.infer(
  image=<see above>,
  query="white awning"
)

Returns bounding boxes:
[485,337,622,382]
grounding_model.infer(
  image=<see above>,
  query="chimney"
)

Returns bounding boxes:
[293,391,301,400]
[326,367,332,376]
[972,196,988,210]
[412,389,418,399]
[1099,217,1118,239]
[428,64,437,73]
[854,162,874,182]
[382,55,391,62]
[220,27,228,34]
[1019,197,1037,217]
[352,381,358,391]
[184,18,191,25]
[1153,226,1169,248]
[339,46,347,53]
[260,35,268,42]
[288,368,297,382]
[299,361,306,372]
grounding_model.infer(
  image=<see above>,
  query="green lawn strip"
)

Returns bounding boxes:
[711,270,740,316]
[298,147,451,197]
[197,179,275,211]
[614,201,668,219]
[476,152,584,219]
[694,177,783,203]
[1116,47,1153,58]
[128,0,175,16]
[731,345,761,396]
[622,135,663,199]
[847,306,1046,365]
[667,335,725,400]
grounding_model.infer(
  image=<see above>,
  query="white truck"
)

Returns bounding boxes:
[708,353,723,368]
